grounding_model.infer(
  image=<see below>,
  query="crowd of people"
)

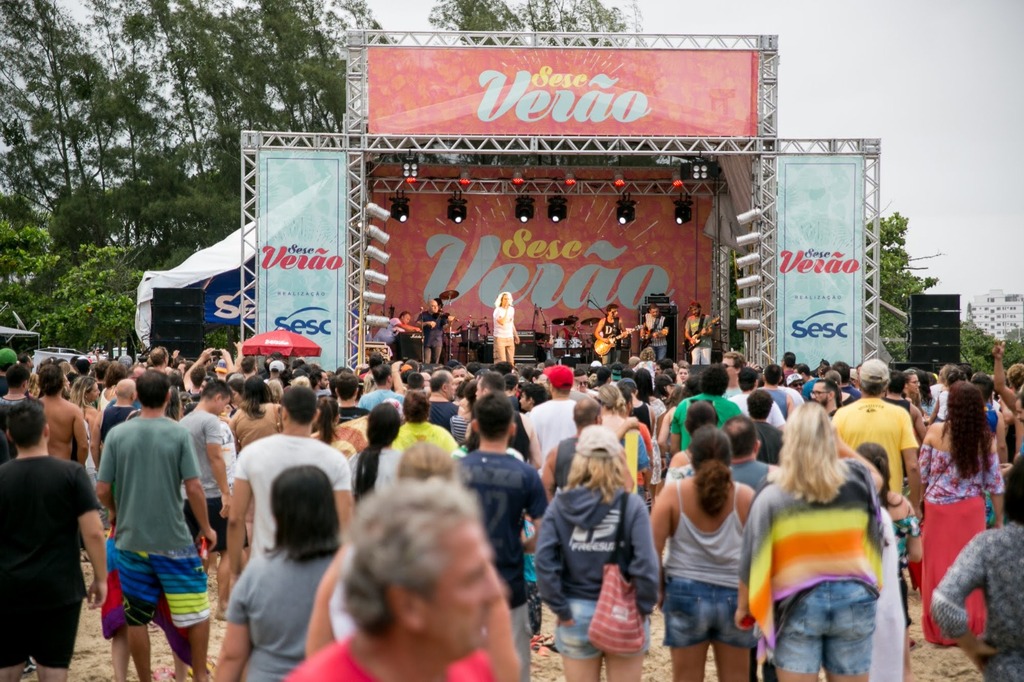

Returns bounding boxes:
[1,340,1023,681]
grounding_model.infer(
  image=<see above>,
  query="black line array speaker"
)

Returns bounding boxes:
[907,294,959,367]
[151,288,205,358]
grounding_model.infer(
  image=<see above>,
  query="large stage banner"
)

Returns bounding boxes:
[775,156,865,365]
[375,193,713,332]
[257,150,347,370]
[367,47,758,137]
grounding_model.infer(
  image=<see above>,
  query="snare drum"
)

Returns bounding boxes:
[553,338,568,349]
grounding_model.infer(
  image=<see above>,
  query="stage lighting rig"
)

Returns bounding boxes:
[547,197,567,223]
[447,191,467,224]
[390,194,409,223]
[616,194,636,225]
[674,197,693,225]
[515,196,535,223]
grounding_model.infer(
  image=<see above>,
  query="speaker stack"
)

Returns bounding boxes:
[150,288,205,359]
[904,294,960,370]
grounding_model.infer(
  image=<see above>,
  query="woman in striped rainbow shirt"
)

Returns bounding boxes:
[735,403,885,682]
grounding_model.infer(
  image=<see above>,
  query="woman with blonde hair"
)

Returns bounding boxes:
[596,384,651,495]
[535,425,659,682]
[69,375,102,471]
[736,403,884,682]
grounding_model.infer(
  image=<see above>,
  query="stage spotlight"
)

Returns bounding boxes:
[736,318,760,331]
[674,198,693,225]
[564,173,576,187]
[613,172,626,188]
[364,269,388,286]
[735,231,762,247]
[458,170,471,187]
[365,202,390,222]
[515,196,535,223]
[671,172,683,188]
[682,158,720,181]
[447,191,467,224]
[389,195,409,223]
[401,157,418,179]
[735,253,760,268]
[737,207,763,226]
[737,274,760,290]
[366,245,390,265]
[737,296,761,310]
[547,197,567,223]
[367,225,390,245]
[616,194,636,225]
[511,170,524,186]
[363,291,386,305]
[366,314,390,328]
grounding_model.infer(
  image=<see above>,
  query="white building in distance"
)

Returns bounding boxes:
[969,289,1024,340]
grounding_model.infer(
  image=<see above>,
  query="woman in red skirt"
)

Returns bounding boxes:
[920,381,1005,645]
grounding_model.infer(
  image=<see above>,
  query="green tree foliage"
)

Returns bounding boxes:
[878,212,939,361]
[429,0,639,32]
[960,321,1024,375]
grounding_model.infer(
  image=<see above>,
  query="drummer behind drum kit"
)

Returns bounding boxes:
[434,289,491,364]
[542,315,602,364]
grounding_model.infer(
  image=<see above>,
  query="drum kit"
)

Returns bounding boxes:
[437,289,491,363]
[542,315,601,363]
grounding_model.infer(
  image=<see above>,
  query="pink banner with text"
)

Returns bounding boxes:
[371,193,713,331]
[367,47,759,137]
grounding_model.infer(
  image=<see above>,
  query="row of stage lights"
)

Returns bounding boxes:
[389,192,694,226]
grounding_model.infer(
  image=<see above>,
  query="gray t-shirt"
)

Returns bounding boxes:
[181,410,227,498]
[226,552,334,682]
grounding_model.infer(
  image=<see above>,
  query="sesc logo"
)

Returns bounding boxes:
[275,306,332,336]
[791,309,848,339]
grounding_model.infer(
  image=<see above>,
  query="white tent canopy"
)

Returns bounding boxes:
[135,227,253,346]
[0,325,39,343]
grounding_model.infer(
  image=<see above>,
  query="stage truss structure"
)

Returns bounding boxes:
[241,30,880,368]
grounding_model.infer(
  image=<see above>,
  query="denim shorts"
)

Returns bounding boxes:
[662,577,757,649]
[554,598,650,659]
[773,580,878,676]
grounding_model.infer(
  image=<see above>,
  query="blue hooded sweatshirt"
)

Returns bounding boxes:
[535,487,659,622]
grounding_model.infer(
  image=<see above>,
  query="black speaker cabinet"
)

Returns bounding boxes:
[153,287,205,307]
[908,294,960,312]
[396,333,423,362]
[908,345,960,364]
[909,310,959,329]
[907,327,960,347]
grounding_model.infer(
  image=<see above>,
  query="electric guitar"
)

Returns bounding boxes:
[683,316,721,354]
[594,326,640,357]
[639,325,669,348]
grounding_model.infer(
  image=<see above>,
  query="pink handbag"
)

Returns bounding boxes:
[587,494,645,654]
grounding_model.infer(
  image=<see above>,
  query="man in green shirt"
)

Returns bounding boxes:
[97,370,216,682]
[669,364,742,453]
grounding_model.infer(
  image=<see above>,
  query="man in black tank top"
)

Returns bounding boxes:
[541,397,601,499]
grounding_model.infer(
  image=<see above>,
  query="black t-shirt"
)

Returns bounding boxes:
[101,405,136,442]
[0,456,100,610]
[429,401,459,433]
[0,376,7,397]
[754,421,783,466]
[339,406,370,423]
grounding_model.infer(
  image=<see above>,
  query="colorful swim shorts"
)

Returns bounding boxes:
[117,545,210,628]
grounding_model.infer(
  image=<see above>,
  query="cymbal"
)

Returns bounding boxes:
[438,289,459,301]
[580,317,601,326]
[552,316,578,326]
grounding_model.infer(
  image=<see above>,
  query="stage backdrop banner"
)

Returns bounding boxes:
[256,150,347,369]
[775,156,865,365]
[375,193,713,334]
[367,47,758,137]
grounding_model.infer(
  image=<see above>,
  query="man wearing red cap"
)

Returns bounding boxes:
[527,365,578,464]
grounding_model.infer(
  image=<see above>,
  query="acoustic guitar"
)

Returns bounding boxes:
[683,316,721,354]
[594,326,640,357]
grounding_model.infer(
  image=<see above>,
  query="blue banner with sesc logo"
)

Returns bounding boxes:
[775,156,864,366]
[257,150,347,370]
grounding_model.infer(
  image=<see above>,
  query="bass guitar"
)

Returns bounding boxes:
[683,316,721,354]
[594,326,640,357]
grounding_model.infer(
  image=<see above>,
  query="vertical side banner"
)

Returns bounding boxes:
[257,150,347,370]
[775,156,865,365]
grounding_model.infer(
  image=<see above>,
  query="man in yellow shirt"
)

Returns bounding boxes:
[833,359,921,511]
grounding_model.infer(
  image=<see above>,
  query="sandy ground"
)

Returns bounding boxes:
[53,565,980,681]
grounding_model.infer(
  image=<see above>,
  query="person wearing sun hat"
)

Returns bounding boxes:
[493,291,519,366]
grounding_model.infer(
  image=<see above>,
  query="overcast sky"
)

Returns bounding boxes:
[365,0,1023,307]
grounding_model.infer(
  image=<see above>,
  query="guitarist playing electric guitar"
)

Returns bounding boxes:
[683,300,720,366]
[639,303,670,361]
[594,304,636,365]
